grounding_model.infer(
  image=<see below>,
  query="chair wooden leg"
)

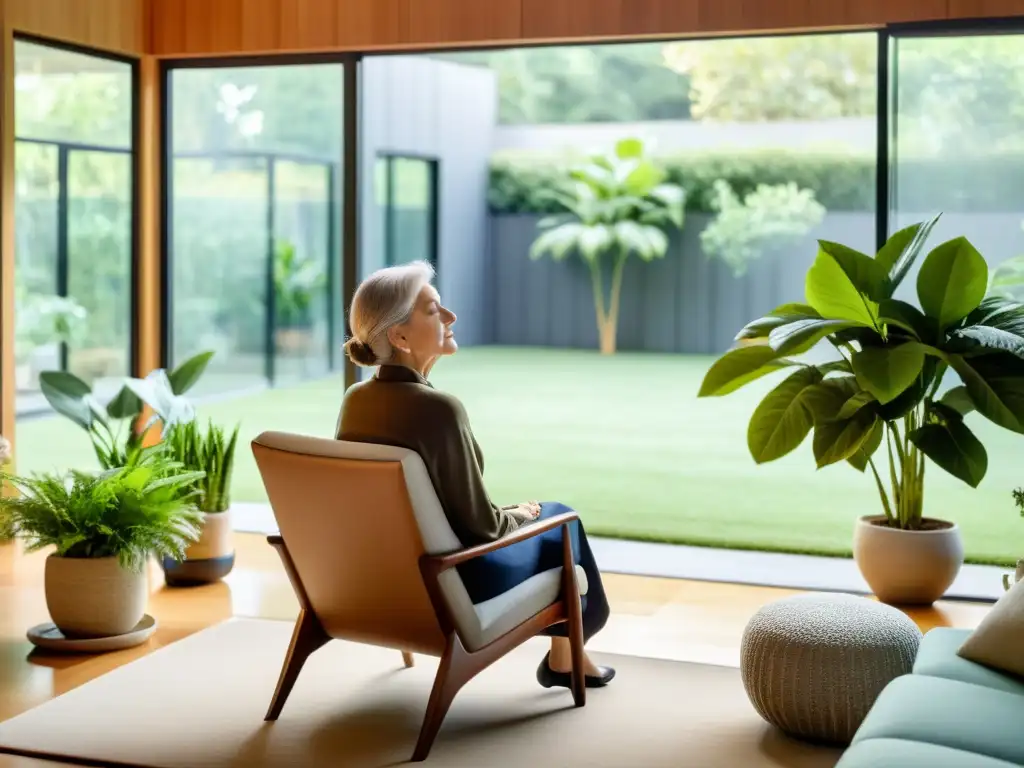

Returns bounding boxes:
[567,592,586,708]
[563,525,586,708]
[411,636,470,762]
[402,651,415,668]
[265,608,330,721]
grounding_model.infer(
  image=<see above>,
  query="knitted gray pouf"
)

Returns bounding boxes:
[740,592,922,745]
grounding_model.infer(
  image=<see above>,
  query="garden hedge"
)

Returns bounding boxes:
[488,149,1024,215]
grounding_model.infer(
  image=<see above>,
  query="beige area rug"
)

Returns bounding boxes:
[0,618,842,768]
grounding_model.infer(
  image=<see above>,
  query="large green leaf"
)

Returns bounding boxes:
[805,246,879,327]
[848,419,885,472]
[917,237,988,329]
[801,376,860,424]
[747,367,823,463]
[963,296,1024,336]
[851,342,926,405]
[768,318,859,356]
[169,350,215,396]
[940,385,976,416]
[734,305,820,342]
[876,214,941,295]
[949,325,1024,360]
[838,390,877,420]
[530,223,587,261]
[948,353,1024,433]
[909,420,988,488]
[38,371,95,431]
[697,346,795,397]
[818,240,888,301]
[812,409,879,468]
[105,385,143,420]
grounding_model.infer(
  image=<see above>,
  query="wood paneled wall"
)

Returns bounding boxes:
[2,0,146,56]
[150,0,1023,57]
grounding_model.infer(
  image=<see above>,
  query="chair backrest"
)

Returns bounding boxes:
[251,431,454,655]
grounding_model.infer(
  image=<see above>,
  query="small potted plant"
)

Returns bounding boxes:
[0,446,204,638]
[698,214,1024,605]
[274,240,326,356]
[1005,488,1024,591]
[159,419,241,586]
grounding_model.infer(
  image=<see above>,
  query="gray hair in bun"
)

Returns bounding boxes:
[344,260,435,368]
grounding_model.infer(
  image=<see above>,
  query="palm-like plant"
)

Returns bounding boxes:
[529,137,685,354]
[0,446,205,573]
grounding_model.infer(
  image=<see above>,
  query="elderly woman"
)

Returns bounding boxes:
[337,260,614,689]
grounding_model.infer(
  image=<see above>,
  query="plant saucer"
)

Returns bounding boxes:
[26,614,158,654]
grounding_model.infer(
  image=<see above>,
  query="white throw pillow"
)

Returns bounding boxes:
[958,576,1024,679]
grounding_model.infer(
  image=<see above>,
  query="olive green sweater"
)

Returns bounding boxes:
[335,364,521,545]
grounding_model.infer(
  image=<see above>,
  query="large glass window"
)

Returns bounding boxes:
[13,41,134,417]
[376,154,438,269]
[887,31,1024,563]
[167,64,343,396]
[349,37,880,561]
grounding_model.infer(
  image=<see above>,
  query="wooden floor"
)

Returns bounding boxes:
[0,534,993,768]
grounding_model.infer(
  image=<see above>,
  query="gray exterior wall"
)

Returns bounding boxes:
[359,57,497,346]
[488,212,1024,354]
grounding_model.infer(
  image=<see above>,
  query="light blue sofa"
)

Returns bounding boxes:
[835,627,1024,767]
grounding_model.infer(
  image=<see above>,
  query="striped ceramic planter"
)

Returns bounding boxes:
[162,508,235,587]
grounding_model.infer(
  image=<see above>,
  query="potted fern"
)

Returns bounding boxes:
[698,214,1024,605]
[0,446,204,638]
[159,419,241,586]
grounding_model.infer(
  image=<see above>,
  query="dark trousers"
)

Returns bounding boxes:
[455,502,610,643]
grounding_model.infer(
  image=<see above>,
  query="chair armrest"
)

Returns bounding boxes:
[422,510,579,574]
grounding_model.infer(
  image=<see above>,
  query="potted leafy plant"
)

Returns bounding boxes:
[530,137,686,355]
[0,446,204,638]
[38,350,214,470]
[698,214,1024,605]
[159,419,241,586]
[274,239,326,356]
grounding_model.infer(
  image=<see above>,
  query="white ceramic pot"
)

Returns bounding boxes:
[184,509,234,561]
[853,515,964,606]
[44,555,147,638]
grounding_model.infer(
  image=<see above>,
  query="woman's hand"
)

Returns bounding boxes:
[506,501,542,523]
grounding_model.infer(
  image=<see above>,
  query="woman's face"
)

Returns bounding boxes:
[388,284,458,366]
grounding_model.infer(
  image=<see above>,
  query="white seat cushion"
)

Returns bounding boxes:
[474,565,589,648]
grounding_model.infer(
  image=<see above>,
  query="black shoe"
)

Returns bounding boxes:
[536,652,616,689]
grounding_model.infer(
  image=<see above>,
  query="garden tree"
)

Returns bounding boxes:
[437,44,692,124]
[662,33,1024,155]
[662,34,877,121]
[529,138,685,355]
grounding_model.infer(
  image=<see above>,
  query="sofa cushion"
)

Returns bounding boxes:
[852,674,1024,766]
[837,738,1023,768]
[958,578,1024,681]
[914,627,1024,697]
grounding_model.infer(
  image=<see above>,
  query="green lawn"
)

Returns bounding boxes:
[15,347,1024,565]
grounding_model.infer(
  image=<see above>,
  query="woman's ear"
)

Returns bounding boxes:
[387,325,410,354]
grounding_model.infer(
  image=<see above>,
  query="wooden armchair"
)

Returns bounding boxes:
[250,431,587,762]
